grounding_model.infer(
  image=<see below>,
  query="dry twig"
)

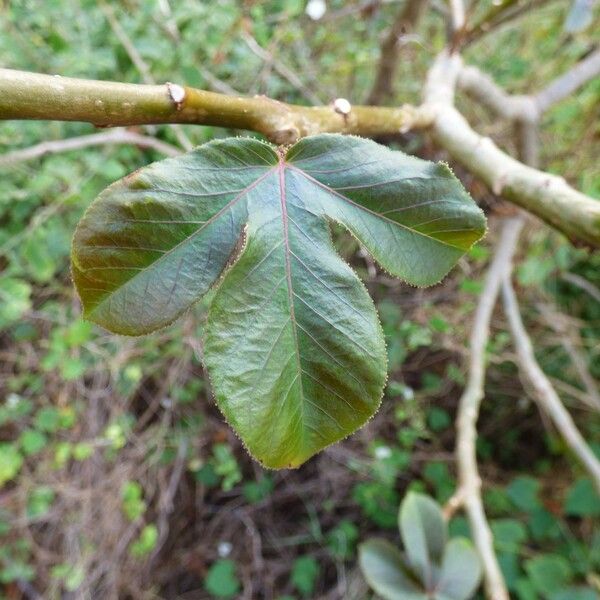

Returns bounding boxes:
[502,278,600,493]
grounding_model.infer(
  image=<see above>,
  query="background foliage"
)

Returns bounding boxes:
[0,0,598,598]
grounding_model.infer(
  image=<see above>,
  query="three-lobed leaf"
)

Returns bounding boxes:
[71,134,485,468]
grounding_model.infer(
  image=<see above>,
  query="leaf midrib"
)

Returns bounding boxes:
[277,157,307,451]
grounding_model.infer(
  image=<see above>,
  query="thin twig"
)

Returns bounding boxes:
[366,0,430,105]
[240,31,325,105]
[100,0,193,151]
[456,216,523,600]
[502,277,600,493]
[0,129,181,166]
[537,303,600,411]
[535,49,600,112]
[561,272,600,304]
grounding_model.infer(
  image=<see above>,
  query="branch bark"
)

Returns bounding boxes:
[456,216,524,600]
[1,62,599,246]
[423,53,600,247]
[0,68,427,145]
[502,278,600,493]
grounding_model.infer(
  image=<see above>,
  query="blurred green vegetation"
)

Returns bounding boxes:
[0,0,599,598]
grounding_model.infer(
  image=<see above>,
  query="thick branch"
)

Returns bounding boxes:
[456,216,523,600]
[2,64,599,247]
[0,68,427,145]
[366,0,429,105]
[0,129,180,167]
[424,53,600,247]
[502,278,600,493]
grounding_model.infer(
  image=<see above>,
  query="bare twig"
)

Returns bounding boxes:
[455,216,523,600]
[241,31,325,105]
[0,129,181,166]
[502,278,600,493]
[561,272,600,304]
[423,52,600,247]
[464,0,552,46]
[535,49,600,113]
[366,0,430,105]
[537,303,600,411]
[458,65,539,123]
[100,0,193,151]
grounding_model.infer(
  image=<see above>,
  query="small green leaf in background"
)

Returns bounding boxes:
[204,559,240,598]
[525,554,573,597]
[72,135,485,468]
[507,476,541,512]
[121,481,146,521]
[326,520,359,559]
[0,443,23,485]
[427,407,451,432]
[0,277,32,330]
[27,486,55,519]
[243,475,274,503]
[491,519,527,554]
[212,443,242,491]
[129,524,158,558]
[51,563,85,592]
[564,478,600,517]
[291,556,319,597]
[549,587,600,600]
[19,429,47,456]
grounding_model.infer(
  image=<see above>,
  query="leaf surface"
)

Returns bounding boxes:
[72,134,485,467]
[399,491,447,588]
[436,538,482,599]
[358,539,427,600]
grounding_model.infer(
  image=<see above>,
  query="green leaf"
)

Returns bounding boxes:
[291,556,319,597]
[129,524,158,557]
[525,554,573,598]
[549,587,600,600]
[359,539,427,600]
[491,519,528,553]
[399,492,447,587]
[0,277,32,330]
[72,135,485,468]
[436,538,482,600]
[0,443,23,486]
[19,429,47,456]
[506,476,541,512]
[204,559,240,598]
[564,478,600,517]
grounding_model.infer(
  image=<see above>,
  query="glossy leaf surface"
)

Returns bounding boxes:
[72,134,485,467]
